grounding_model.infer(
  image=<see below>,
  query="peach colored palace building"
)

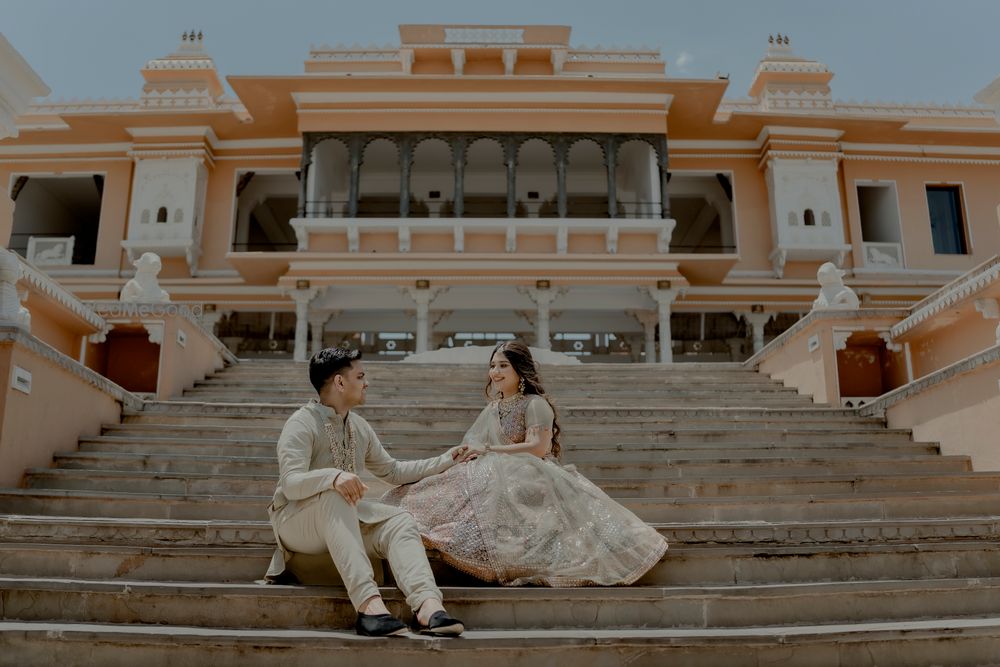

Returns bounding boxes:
[4,24,1000,366]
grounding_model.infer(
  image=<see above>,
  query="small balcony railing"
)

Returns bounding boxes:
[301,198,663,220]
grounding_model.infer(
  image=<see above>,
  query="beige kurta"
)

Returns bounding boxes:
[265,399,456,582]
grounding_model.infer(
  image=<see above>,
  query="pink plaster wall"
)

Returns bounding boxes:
[155,316,228,399]
[21,305,81,359]
[909,317,1000,379]
[842,161,1000,271]
[0,339,122,487]
[885,354,1000,471]
[757,325,835,405]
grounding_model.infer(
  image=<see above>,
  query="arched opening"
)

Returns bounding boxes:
[804,208,816,226]
[516,138,555,218]
[463,138,505,217]
[307,139,350,217]
[156,207,168,223]
[358,138,401,217]
[616,140,659,218]
[566,139,607,217]
[410,138,453,218]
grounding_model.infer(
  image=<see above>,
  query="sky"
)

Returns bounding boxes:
[4,0,1000,107]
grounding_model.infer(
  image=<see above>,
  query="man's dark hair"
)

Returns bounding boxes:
[309,347,362,394]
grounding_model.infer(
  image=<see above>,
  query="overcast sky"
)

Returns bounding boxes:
[4,0,1000,106]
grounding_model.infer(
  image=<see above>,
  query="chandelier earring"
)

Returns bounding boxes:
[518,377,526,395]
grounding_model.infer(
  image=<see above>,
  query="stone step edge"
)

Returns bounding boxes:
[3,616,1000,646]
[4,515,999,546]
[3,539,999,561]
[5,487,1000,505]
[128,403,867,417]
[2,575,998,599]
[29,467,998,487]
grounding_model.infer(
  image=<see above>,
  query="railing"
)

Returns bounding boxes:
[288,216,677,254]
[300,199,664,220]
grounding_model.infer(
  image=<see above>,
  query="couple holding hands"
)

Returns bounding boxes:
[264,341,667,637]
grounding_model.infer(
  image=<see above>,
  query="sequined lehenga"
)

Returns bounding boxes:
[381,394,667,586]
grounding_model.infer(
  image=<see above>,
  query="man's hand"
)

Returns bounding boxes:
[333,472,369,506]
[448,444,479,463]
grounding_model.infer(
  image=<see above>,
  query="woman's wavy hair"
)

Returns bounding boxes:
[484,339,562,457]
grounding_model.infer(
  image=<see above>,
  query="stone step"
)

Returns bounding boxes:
[100,422,920,445]
[120,410,889,432]
[79,430,940,461]
[5,515,997,549]
[3,488,999,523]
[4,619,1000,667]
[54,450,973,479]
[177,395,818,409]
[2,576,999,631]
[1,538,998,588]
[193,380,802,395]
[72,438,942,465]
[24,468,1000,500]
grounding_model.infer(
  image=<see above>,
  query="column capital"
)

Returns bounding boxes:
[308,310,335,327]
[286,287,320,305]
[736,310,775,327]
[626,309,659,328]
[518,285,565,307]
[642,285,683,307]
[404,285,447,307]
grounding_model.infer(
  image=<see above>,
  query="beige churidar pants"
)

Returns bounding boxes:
[277,488,441,612]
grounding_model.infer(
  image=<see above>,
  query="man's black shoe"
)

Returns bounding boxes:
[355,612,408,637]
[412,610,465,637]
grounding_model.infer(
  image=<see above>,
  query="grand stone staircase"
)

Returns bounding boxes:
[2,360,1000,665]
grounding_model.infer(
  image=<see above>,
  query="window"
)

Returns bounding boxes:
[156,207,168,223]
[8,174,104,264]
[803,208,816,226]
[926,185,968,254]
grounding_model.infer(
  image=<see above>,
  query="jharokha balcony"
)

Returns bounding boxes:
[226,131,738,286]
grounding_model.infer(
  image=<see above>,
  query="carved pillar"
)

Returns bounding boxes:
[650,288,679,364]
[200,306,226,335]
[505,137,518,218]
[657,136,671,219]
[526,287,557,350]
[0,248,29,331]
[399,136,413,218]
[738,311,774,355]
[605,135,618,219]
[309,312,332,356]
[348,135,364,219]
[406,287,446,354]
[630,311,658,364]
[289,287,319,362]
[452,136,467,218]
[555,137,568,218]
[298,134,314,216]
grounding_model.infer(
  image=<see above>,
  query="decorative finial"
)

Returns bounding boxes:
[181,31,188,42]
[783,35,790,45]
[197,31,203,41]
[776,33,783,43]
[769,35,774,45]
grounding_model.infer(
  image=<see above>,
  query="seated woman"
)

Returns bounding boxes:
[382,340,667,586]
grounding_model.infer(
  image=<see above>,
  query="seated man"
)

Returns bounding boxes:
[264,347,471,637]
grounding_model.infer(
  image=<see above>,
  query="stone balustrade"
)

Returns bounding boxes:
[289,216,677,254]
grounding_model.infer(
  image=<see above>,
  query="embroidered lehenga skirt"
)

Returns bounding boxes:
[381,451,667,586]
